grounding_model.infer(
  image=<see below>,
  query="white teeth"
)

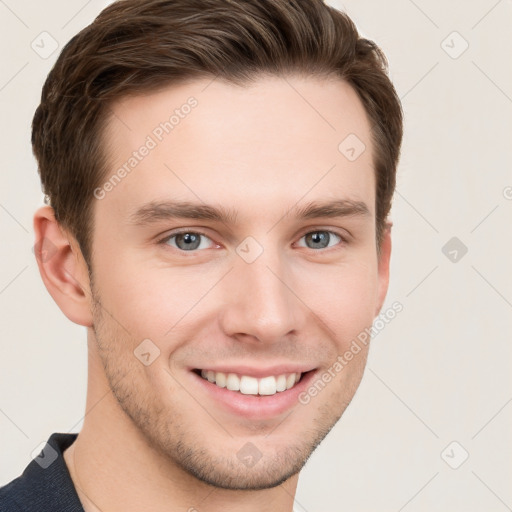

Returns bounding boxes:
[199,370,303,395]
[226,373,240,391]
[258,376,277,395]
[215,371,226,388]
[240,376,259,395]
[276,375,287,392]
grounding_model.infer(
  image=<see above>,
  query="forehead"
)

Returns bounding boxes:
[99,74,375,224]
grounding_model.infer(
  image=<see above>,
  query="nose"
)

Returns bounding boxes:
[218,248,307,344]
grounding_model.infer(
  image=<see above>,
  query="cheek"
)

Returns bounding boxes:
[92,254,214,338]
[295,259,379,344]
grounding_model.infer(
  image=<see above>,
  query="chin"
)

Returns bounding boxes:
[166,421,335,491]
[178,447,308,491]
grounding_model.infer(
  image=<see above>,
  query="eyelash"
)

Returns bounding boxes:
[157,228,348,254]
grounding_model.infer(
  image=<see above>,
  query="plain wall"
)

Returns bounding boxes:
[1,0,511,510]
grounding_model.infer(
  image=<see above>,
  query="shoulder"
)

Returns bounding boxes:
[0,433,82,512]
[0,477,24,511]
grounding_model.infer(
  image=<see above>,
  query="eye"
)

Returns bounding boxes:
[160,231,215,251]
[296,230,344,250]
[158,229,346,253]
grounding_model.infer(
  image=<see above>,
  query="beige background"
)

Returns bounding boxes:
[1,0,511,510]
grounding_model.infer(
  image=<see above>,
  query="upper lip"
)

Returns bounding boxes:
[192,365,316,378]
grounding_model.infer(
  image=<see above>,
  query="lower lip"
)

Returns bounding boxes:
[190,370,317,420]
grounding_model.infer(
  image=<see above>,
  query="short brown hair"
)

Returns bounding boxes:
[32,0,403,270]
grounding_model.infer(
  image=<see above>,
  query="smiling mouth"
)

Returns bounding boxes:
[194,369,307,396]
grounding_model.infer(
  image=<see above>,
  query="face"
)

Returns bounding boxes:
[88,74,390,490]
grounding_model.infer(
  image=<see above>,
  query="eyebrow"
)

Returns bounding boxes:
[128,198,371,226]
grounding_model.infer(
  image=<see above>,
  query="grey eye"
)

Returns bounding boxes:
[298,231,342,250]
[165,232,213,251]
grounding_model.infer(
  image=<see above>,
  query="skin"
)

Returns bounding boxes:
[34,74,391,512]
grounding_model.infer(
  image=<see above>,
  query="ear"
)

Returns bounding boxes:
[374,221,392,317]
[33,205,93,327]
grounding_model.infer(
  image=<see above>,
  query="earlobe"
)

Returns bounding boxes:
[33,205,93,327]
[374,222,392,317]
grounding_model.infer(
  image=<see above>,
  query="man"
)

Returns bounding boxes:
[0,0,402,510]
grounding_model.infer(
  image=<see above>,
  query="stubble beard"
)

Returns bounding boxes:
[89,284,359,491]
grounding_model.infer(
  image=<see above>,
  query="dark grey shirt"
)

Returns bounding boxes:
[0,433,84,511]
